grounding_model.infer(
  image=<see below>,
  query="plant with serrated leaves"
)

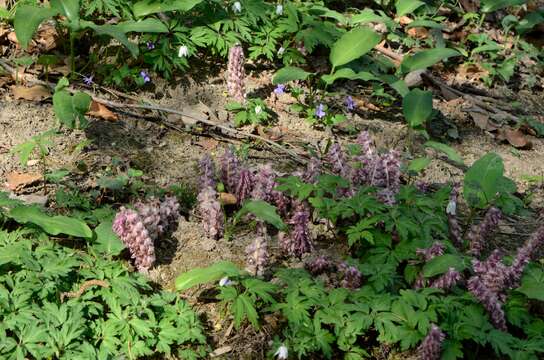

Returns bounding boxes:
[225,98,271,127]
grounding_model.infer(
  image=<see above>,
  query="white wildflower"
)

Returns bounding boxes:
[274,344,288,359]
[219,277,233,286]
[255,105,262,114]
[276,4,283,15]
[446,200,456,215]
[232,1,242,13]
[278,46,285,55]
[178,45,189,57]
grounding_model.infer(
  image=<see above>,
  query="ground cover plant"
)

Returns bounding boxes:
[0,0,543,358]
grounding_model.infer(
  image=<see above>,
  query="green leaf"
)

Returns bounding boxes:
[133,0,203,17]
[424,141,464,165]
[236,200,287,231]
[403,88,433,128]
[517,266,544,301]
[407,157,431,174]
[50,0,79,22]
[330,27,381,69]
[80,21,139,57]
[400,48,461,74]
[422,254,466,278]
[406,20,444,29]
[11,140,36,167]
[175,261,241,292]
[463,153,504,208]
[115,19,169,33]
[272,66,312,85]
[481,0,526,13]
[14,5,58,49]
[53,90,92,129]
[321,68,378,85]
[396,0,425,17]
[93,220,125,255]
[8,206,93,238]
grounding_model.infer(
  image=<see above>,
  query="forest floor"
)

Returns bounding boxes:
[1,67,544,358]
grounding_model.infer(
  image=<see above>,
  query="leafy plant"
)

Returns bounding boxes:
[226,98,271,127]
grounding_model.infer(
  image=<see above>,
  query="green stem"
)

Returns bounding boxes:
[69,32,75,79]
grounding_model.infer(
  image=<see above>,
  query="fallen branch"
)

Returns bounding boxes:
[0,59,306,165]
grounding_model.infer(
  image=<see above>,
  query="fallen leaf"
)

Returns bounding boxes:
[470,111,500,131]
[197,137,219,151]
[497,128,533,149]
[398,16,413,25]
[219,192,237,205]
[407,27,429,39]
[8,192,48,206]
[5,172,43,192]
[210,346,232,358]
[11,85,51,101]
[7,24,58,52]
[257,125,284,141]
[87,100,118,121]
[353,97,380,111]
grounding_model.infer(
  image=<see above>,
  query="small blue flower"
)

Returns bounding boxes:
[140,71,151,83]
[146,41,155,50]
[274,84,285,94]
[315,103,326,119]
[345,95,355,111]
[83,75,93,86]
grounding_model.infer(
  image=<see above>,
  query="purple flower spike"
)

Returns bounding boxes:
[83,75,93,86]
[416,242,445,261]
[468,275,507,330]
[236,168,254,204]
[345,95,355,111]
[220,149,241,193]
[467,207,501,257]
[315,103,326,119]
[227,44,246,103]
[146,41,155,50]
[199,155,217,190]
[274,84,285,94]
[430,267,462,290]
[418,324,445,360]
[280,201,313,258]
[140,71,151,83]
[197,186,224,240]
[338,262,363,289]
[305,255,333,275]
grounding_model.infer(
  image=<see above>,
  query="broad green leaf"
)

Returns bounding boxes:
[396,0,425,17]
[481,0,526,13]
[517,266,544,301]
[311,5,349,25]
[9,206,93,238]
[330,27,381,69]
[400,48,460,74]
[424,141,464,165]
[351,9,393,27]
[403,88,433,128]
[236,200,287,230]
[53,90,92,129]
[407,157,431,174]
[93,220,125,255]
[14,5,58,49]
[133,0,203,17]
[272,66,312,85]
[175,261,241,291]
[516,11,544,34]
[81,20,139,56]
[422,254,465,278]
[115,19,169,33]
[321,68,377,85]
[406,20,444,29]
[50,0,79,22]
[463,153,504,208]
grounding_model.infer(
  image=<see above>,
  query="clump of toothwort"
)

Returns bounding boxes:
[198,155,225,239]
[113,197,181,273]
[227,44,246,103]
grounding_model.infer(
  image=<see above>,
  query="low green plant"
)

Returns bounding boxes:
[226,98,271,127]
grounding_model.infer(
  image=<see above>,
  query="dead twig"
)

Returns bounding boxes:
[60,279,110,302]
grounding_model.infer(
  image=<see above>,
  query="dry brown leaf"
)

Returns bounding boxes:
[219,192,237,205]
[497,128,533,149]
[7,24,58,52]
[87,100,118,121]
[197,137,219,151]
[470,111,500,131]
[353,96,380,111]
[5,172,43,192]
[407,27,429,39]
[11,85,51,101]
[398,16,413,25]
[257,125,284,141]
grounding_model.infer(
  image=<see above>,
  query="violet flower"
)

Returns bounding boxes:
[345,95,355,111]
[315,103,326,119]
[140,71,151,83]
[83,75,93,86]
[227,44,246,103]
[467,207,501,257]
[274,84,285,94]
[146,41,155,50]
[418,324,445,360]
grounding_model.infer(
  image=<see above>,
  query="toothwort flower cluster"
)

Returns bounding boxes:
[227,44,246,103]
[198,155,225,239]
[305,255,334,275]
[467,207,501,257]
[418,324,445,360]
[113,197,180,273]
[245,234,269,276]
[430,267,462,290]
[220,148,241,194]
[338,262,363,289]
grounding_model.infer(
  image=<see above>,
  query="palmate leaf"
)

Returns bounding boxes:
[517,266,544,301]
